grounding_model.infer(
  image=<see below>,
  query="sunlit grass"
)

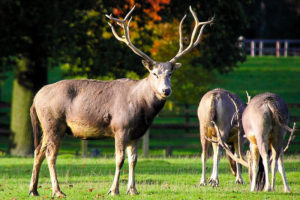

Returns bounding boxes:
[0,155,299,199]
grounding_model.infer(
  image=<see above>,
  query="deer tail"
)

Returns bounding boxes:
[209,93,217,127]
[30,105,41,149]
[266,100,294,132]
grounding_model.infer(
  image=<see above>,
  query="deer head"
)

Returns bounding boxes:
[106,5,214,99]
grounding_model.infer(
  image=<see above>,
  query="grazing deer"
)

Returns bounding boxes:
[198,88,245,187]
[28,5,214,197]
[213,92,296,192]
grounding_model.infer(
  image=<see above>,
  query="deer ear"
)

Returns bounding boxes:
[142,60,153,71]
[172,62,182,71]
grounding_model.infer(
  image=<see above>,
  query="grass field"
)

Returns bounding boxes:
[212,56,300,104]
[0,156,299,199]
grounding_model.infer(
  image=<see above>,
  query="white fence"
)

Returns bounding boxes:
[241,39,300,57]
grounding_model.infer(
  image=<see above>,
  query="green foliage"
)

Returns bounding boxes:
[0,156,299,199]
[171,65,215,105]
[166,0,249,73]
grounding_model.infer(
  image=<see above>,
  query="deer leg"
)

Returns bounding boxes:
[234,142,244,184]
[126,140,139,195]
[270,134,282,191]
[209,141,221,187]
[29,143,46,196]
[278,152,291,192]
[200,126,210,186]
[257,135,271,192]
[108,132,127,195]
[270,146,278,191]
[45,134,65,197]
[250,143,260,192]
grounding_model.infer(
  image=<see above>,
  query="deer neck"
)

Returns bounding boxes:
[130,77,166,112]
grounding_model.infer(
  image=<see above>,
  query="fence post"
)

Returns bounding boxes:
[259,40,263,56]
[276,41,280,57]
[81,140,88,157]
[251,40,255,57]
[284,41,288,57]
[143,129,149,157]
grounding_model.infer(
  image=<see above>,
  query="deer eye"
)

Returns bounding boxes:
[152,73,158,78]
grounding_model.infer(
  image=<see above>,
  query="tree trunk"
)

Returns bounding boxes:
[10,58,34,156]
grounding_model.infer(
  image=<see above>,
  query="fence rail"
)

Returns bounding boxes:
[242,38,300,57]
[1,102,299,156]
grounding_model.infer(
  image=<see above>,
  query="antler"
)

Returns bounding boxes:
[246,91,251,105]
[283,122,296,153]
[169,6,214,63]
[106,5,155,64]
[227,93,245,167]
[211,121,249,168]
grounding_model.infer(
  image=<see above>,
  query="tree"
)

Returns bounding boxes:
[0,0,171,155]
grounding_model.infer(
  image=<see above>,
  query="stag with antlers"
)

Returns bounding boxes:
[213,92,296,192]
[28,5,213,197]
[198,88,245,187]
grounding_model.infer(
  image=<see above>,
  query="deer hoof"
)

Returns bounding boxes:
[208,178,219,187]
[29,190,39,196]
[107,189,120,196]
[127,187,139,195]
[199,179,207,186]
[264,186,272,192]
[199,182,207,186]
[284,188,291,193]
[235,178,244,184]
[53,190,66,198]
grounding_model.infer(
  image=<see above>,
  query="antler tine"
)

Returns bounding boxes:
[106,5,155,64]
[284,122,296,153]
[170,6,214,63]
[212,121,249,168]
[177,14,187,54]
[124,5,136,20]
[228,94,240,126]
[107,22,124,42]
[246,91,251,105]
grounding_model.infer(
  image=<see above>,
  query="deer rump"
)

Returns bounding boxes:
[202,89,245,177]
[250,94,291,191]
[211,93,243,177]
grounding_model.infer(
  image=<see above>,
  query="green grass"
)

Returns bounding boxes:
[0,155,299,199]
[212,56,300,104]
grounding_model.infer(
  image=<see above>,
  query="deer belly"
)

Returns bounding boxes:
[66,120,110,139]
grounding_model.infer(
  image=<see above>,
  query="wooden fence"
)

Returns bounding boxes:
[241,38,300,57]
[1,102,299,157]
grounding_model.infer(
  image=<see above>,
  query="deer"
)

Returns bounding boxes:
[198,88,245,187]
[212,92,296,192]
[28,5,214,197]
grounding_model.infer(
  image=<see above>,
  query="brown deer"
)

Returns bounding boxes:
[212,92,296,192]
[198,88,245,187]
[28,5,214,197]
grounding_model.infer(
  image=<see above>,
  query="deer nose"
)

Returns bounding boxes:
[162,88,171,96]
